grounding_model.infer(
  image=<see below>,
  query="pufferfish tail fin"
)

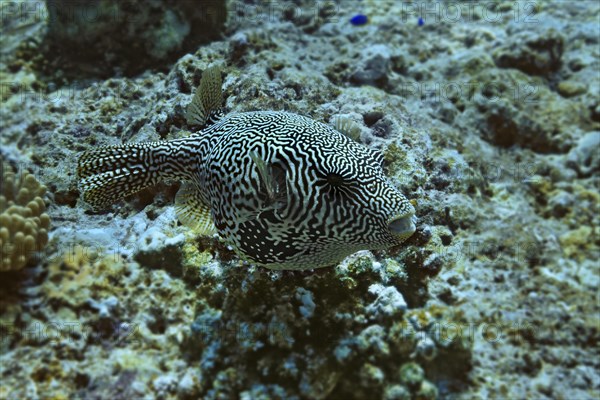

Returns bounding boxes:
[77,142,165,209]
[77,140,193,210]
[186,65,224,127]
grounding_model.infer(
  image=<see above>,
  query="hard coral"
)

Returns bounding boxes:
[0,165,50,271]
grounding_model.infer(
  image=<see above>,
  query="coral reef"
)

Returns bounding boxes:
[0,165,50,271]
[180,252,471,399]
[493,27,565,76]
[0,0,598,399]
[0,245,198,399]
[43,0,227,79]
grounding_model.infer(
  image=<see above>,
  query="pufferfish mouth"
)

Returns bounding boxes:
[387,213,417,239]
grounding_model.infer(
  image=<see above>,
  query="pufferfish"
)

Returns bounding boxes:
[77,66,416,270]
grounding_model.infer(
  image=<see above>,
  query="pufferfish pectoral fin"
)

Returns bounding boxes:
[332,116,361,142]
[249,152,288,212]
[186,65,224,127]
[174,182,217,236]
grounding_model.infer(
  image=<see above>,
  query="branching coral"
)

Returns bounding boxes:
[1,165,50,271]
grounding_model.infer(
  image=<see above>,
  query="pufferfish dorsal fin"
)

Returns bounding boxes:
[332,116,361,142]
[175,182,217,236]
[186,65,224,127]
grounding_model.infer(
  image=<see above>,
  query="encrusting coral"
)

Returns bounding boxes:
[0,164,50,271]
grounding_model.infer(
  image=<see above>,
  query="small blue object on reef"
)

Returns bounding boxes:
[418,17,424,26]
[350,14,368,26]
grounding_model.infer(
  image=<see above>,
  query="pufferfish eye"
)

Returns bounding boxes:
[326,172,346,186]
[321,171,361,202]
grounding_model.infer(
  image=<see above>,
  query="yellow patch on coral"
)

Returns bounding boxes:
[559,226,594,259]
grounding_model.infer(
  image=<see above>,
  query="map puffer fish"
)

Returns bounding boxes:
[78,66,416,270]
